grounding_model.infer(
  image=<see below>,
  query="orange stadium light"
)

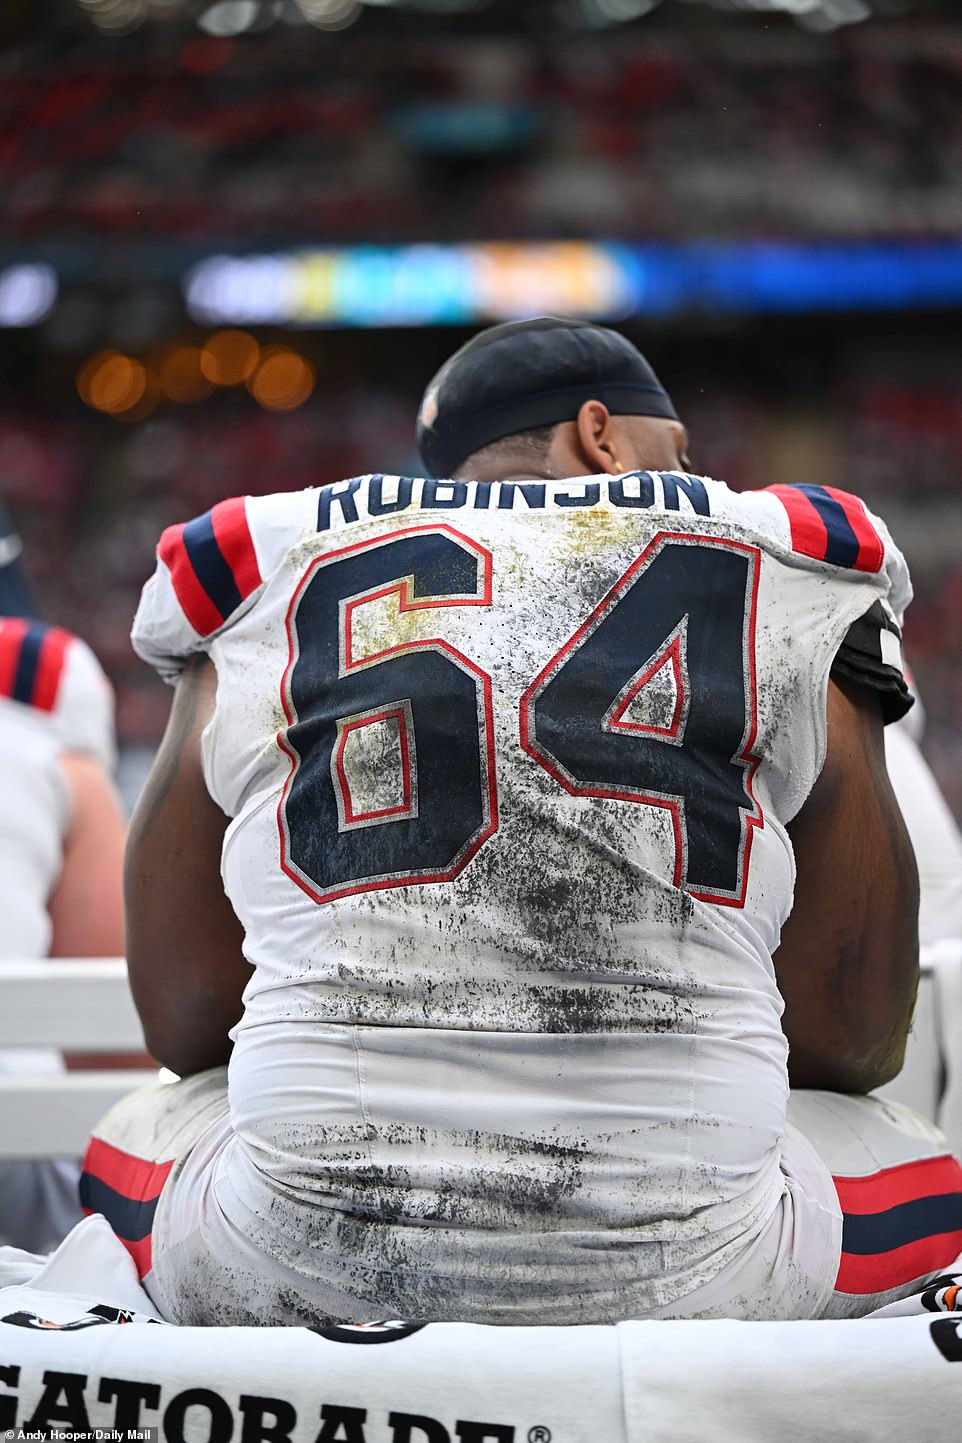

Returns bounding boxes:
[158,345,216,404]
[77,351,150,415]
[200,329,261,386]
[248,347,315,411]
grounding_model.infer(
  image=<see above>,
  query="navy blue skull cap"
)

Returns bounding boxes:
[416,316,679,480]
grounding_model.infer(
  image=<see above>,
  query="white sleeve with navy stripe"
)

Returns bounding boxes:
[132,489,322,682]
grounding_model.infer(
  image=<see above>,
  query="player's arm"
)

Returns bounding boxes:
[51,754,159,1071]
[48,752,126,958]
[774,674,919,1094]
[124,653,251,1077]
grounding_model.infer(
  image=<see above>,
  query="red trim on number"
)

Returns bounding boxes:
[0,617,29,698]
[519,531,763,909]
[836,1231,962,1296]
[819,486,885,574]
[157,522,224,638]
[607,630,686,740]
[210,496,262,599]
[833,1154,962,1215]
[321,522,493,611]
[334,705,414,825]
[277,524,498,906]
[30,626,72,712]
[690,533,763,908]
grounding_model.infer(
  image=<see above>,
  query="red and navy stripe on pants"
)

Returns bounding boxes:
[158,496,262,638]
[766,484,885,574]
[80,1136,962,1296]
[834,1153,962,1295]
[80,1137,174,1278]
[0,618,71,712]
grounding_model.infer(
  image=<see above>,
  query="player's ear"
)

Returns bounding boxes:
[574,400,623,475]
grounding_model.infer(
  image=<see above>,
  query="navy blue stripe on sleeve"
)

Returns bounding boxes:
[10,621,45,706]
[181,509,242,625]
[792,485,861,569]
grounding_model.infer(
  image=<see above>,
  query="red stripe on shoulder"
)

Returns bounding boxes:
[820,486,886,574]
[157,521,224,637]
[210,496,261,601]
[82,1135,174,1203]
[30,625,73,712]
[836,1230,962,1295]
[765,484,829,563]
[834,1154,962,1215]
[0,617,29,699]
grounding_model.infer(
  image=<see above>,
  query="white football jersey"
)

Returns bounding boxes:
[0,619,117,961]
[133,473,911,1317]
[886,721,962,947]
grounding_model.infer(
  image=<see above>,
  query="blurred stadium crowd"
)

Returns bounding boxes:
[2,21,960,241]
[1,3,961,812]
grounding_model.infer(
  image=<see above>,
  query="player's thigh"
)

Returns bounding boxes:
[788,1088,962,1317]
[81,1067,231,1316]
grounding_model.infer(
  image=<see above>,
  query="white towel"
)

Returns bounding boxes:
[0,1216,960,1443]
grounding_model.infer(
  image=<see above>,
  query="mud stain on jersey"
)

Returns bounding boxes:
[546,505,630,607]
[525,983,698,1035]
[177,1125,757,1325]
[552,499,631,556]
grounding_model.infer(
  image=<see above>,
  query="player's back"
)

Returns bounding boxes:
[134,470,909,1319]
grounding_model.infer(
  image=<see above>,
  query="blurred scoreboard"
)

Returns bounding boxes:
[183,239,962,328]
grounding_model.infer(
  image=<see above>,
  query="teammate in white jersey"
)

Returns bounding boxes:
[0,519,127,1251]
[885,692,962,949]
[875,685,962,1145]
[91,318,962,1325]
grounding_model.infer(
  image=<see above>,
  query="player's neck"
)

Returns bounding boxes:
[461,463,558,485]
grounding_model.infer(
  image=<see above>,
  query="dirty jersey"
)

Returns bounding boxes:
[133,473,911,1313]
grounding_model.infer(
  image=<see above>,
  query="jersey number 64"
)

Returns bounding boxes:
[278,524,762,910]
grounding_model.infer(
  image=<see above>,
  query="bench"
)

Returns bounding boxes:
[0,957,154,1159]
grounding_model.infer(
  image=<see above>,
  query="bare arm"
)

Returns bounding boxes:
[49,752,155,1070]
[49,752,126,958]
[124,654,250,1076]
[775,674,919,1094]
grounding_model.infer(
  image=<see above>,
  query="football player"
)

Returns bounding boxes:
[0,503,127,1252]
[876,686,962,1136]
[92,318,962,1325]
